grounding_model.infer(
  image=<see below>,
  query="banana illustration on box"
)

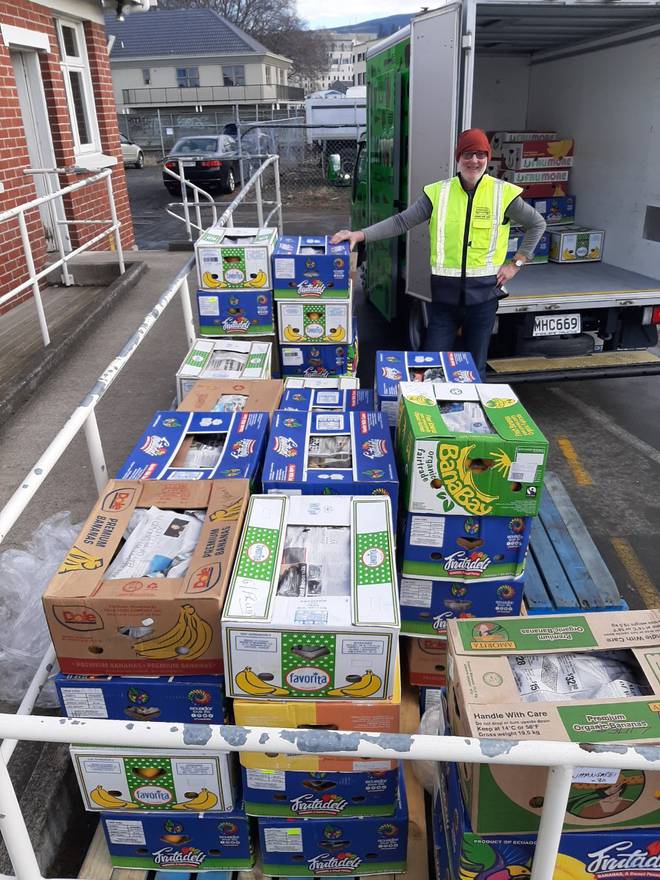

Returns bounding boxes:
[134,604,213,661]
[202,272,228,289]
[284,325,303,342]
[327,670,382,698]
[244,270,268,288]
[235,666,289,696]
[326,326,346,342]
[90,785,132,809]
[58,545,104,573]
[171,788,218,811]
[553,854,592,880]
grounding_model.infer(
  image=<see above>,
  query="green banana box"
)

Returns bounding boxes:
[396,382,548,518]
[222,494,399,700]
[71,747,237,812]
[196,226,277,290]
[446,610,660,833]
[176,338,273,403]
[278,291,353,345]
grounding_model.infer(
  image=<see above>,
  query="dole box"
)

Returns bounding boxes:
[272,235,351,297]
[263,410,398,513]
[42,479,249,675]
[177,378,283,415]
[396,382,548,518]
[446,609,660,833]
[280,376,374,412]
[101,807,253,872]
[196,288,274,336]
[375,350,478,429]
[222,494,399,700]
[176,339,272,403]
[116,410,268,482]
[279,292,353,344]
[196,226,276,290]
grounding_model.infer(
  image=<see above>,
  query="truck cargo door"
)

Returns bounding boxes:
[406,4,462,303]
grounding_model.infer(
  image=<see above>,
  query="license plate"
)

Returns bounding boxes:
[532,313,581,336]
[181,161,196,168]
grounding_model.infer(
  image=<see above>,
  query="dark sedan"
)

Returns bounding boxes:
[163,135,240,195]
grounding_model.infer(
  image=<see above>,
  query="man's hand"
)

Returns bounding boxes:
[497,260,523,287]
[331,229,365,251]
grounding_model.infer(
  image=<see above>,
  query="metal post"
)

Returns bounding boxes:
[529,765,574,880]
[274,156,283,234]
[0,644,56,764]
[179,275,196,347]
[255,172,264,227]
[0,756,43,880]
[105,172,125,274]
[83,410,108,493]
[178,159,193,241]
[18,211,50,346]
[236,104,245,189]
[42,172,74,286]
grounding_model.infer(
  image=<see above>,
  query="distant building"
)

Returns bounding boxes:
[352,38,380,86]
[302,30,377,94]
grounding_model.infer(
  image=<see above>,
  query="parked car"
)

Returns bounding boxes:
[120,134,144,168]
[163,135,240,195]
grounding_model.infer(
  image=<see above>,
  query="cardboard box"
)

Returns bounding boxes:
[116,411,268,482]
[55,673,225,724]
[257,768,408,876]
[490,131,557,157]
[280,335,358,378]
[396,382,548,518]
[514,182,569,198]
[222,494,399,700]
[486,159,503,177]
[375,350,479,429]
[503,139,574,170]
[272,236,351,297]
[446,610,660,833]
[241,764,399,818]
[263,410,398,513]
[400,513,531,581]
[176,339,272,403]
[399,574,525,638]
[280,382,374,412]
[101,807,253,871]
[71,746,237,812]
[278,293,353,344]
[43,479,249,675]
[196,226,276,290]
[196,288,274,336]
[405,637,447,687]
[177,378,283,415]
[506,229,550,264]
[527,194,576,225]
[503,169,570,186]
[549,226,605,263]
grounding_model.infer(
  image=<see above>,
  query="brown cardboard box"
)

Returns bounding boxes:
[43,479,249,675]
[178,378,283,415]
[405,637,447,688]
[446,611,660,833]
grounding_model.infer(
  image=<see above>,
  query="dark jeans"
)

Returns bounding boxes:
[425,297,499,379]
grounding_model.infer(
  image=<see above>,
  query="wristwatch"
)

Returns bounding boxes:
[513,258,525,268]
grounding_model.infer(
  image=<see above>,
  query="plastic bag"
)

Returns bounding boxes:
[412,702,446,794]
[0,511,81,707]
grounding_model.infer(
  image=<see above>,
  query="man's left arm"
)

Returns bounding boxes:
[497,198,547,286]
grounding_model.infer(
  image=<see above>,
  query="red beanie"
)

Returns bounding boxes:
[455,128,491,161]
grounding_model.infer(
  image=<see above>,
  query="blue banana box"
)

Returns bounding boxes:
[241,765,399,818]
[54,673,225,723]
[272,236,351,297]
[527,194,576,225]
[196,288,274,336]
[400,513,531,581]
[375,351,478,428]
[398,572,525,638]
[280,335,358,378]
[101,807,253,871]
[280,386,375,412]
[507,229,550,263]
[263,410,398,512]
[258,768,408,877]
[116,411,268,482]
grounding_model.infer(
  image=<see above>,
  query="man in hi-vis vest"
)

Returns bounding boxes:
[332,128,546,377]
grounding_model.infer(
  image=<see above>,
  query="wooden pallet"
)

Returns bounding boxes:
[524,471,627,614]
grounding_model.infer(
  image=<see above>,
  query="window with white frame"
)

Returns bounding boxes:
[222,65,245,86]
[265,65,271,84]
[176,67,200,87]
[56,18,101,155]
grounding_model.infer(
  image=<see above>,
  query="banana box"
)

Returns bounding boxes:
[233,661,401,772]
[549,226,605,263]
[396,382,548,518]
[55,673,224,723]
[280,334,359,378]
[490,131,557,157]
[222,494,399,700]
[272,235,351,298]
[262,410,398,513]
[446,610,660,833]
[177,378,283,416]
[71,747,237,812]
[241,765,399,818]
[527,194,576,225]
[405,638,447,687]
[42,479,249,675]
[116,411,268,482]
[196,288,274,336]
[257,768,407,876]
[506,229,550,263]
[400,513,531,581]
[502,168,570,185]
[176,339,272,404]
[278,293,353,344]
[101,807,253,871]
[502,138,575,170]
[280,380,374,413]
[196,226,276,291]
[375,351,478,430]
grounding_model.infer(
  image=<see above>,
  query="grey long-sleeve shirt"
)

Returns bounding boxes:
[362,191,546,261]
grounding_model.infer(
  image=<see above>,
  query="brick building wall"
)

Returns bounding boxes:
[0,1,135,315]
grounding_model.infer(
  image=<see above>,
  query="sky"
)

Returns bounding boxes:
[297,0,425,30]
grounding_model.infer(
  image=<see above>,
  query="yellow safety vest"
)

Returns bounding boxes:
[424,174,522,277]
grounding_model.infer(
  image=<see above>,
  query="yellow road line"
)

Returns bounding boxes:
[611,537,660,609]
[556,436,593,486]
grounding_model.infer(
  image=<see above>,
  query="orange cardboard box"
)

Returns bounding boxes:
[42,479,249,675]
[177,378,283,415]
[405,637,447,688]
